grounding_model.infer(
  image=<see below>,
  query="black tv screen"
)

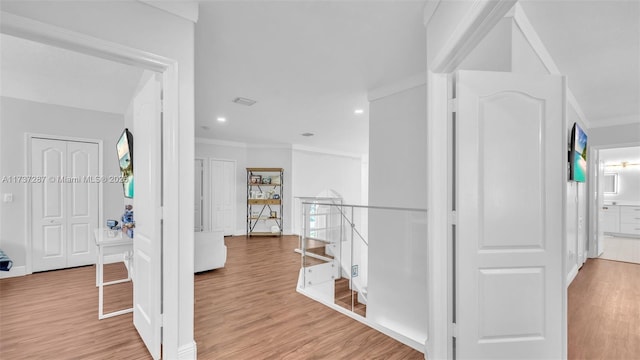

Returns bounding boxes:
[116,128,134,198]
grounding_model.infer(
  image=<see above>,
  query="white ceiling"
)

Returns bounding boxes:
[195,1,428,154]
[0,33,143,115]
[520,0,639,128]
[1,1,636,153]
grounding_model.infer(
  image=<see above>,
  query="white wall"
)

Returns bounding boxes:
[367,84,428,345]
[0,2,196,357]
[196,140,365,236]
[0,96,124,268]
[291,149,362,235]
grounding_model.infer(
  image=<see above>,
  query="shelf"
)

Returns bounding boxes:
[248,199,281,205]
[246,168,283,172]
[249,217,281,220]
[248,183,281,187]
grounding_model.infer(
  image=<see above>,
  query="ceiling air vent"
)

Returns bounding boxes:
[301,133,315,137]
[232,97,257,106]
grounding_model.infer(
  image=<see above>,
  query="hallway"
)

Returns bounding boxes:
[568,258,640,359]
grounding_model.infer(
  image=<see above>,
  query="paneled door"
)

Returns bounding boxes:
[31,138,99,272]
[132,73,162,360]
[211,159,235,236]
[454,70,565,358]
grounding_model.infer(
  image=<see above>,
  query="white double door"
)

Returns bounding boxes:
[31,138,99,272]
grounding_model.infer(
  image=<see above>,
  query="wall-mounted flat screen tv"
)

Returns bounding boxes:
[570,123,587,182]
[117,128,134,198]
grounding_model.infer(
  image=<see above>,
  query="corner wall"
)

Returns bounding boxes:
[367,83,428,346]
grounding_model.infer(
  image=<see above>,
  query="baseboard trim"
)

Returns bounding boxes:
[0,265,26,279]
[177,340,197,360]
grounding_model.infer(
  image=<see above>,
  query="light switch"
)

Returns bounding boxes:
[3,193,13,202]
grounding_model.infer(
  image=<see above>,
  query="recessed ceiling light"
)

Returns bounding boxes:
[217,117,226,122]
[354,109,364,115]
[301,132,315,137]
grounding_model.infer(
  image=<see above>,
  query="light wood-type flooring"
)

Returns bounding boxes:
[0,235,422,359]
[568,258,640,359]
[2,239,638,359]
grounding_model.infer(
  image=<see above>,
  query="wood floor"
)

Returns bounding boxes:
[0,235,422,359]
[3,241,638,359]
[568,258,640,359]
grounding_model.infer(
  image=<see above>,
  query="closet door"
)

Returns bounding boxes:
[66,141,99,267]
[31,138,99,271]
[31,138,67,272]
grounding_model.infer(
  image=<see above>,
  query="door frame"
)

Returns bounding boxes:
[25,133,104,274]
[424,1,574,358]
[587,142,640,258]
[1,11,192,358]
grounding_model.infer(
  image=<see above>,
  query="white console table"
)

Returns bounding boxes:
[93,228,133,319]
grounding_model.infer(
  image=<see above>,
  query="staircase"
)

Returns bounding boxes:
[334,278,366,317]
[300,243,366,317]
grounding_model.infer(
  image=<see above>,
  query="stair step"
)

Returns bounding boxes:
[306,246,334,259]
[333,278,366,317]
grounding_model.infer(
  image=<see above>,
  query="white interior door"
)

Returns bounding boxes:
[66,141,99,267]
[32,138,67,272]
[211,159,235,236]
[31,138,98,272]
[132,73,162,360]
[454,70,565,359]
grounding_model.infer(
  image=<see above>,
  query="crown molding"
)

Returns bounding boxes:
[292,144,363,160]
[195,137,247,148]
[588,114,640,129]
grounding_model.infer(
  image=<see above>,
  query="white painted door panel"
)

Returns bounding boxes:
[211,159,235,236]
[66,141,99,267]
[31,139,98,272]
[132,74,162,360]
[455,71,565,359]
[32,138,67,272]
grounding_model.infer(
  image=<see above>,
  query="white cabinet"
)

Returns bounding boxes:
[620,206,640,236]
[602,205,640,237]
[601,205,620,233]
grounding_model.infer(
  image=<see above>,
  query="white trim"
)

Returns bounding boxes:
[195,137,247,148]
[566,264,579,286]
[426,71,451,360]
[423,0,441,26]
[139,1,199,23]
[0,265,26,279]
[511,3,591,129]
[24,133,104,275]
[291,144,362,160]
[246,143,291,150]
[177,340,198,360]
[588,114,640,128]
[1,11,192,359]
[430,0,518,73]
[367,72,426,102]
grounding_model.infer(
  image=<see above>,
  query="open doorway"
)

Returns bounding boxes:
[593,146,640,264]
